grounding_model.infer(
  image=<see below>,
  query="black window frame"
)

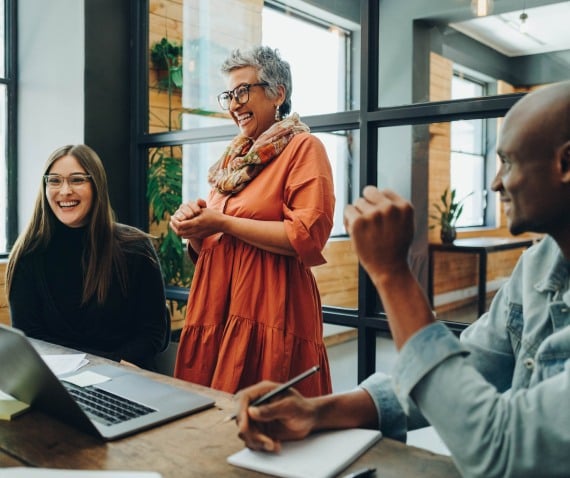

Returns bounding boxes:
[1,0,17,257]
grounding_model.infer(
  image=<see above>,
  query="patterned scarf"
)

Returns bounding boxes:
[207,112,310,194]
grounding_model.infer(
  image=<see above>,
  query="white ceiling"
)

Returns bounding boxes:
[450,1,570,57]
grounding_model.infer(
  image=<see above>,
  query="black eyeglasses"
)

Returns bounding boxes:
[44,173,92,189]
[217,82,269,110]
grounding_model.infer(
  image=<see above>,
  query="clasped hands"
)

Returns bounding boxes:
[169,198,222,240]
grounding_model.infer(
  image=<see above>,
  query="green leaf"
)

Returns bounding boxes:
[170,67,183,89]
[430,187,474,229]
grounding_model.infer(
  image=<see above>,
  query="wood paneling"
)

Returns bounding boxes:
[0,261,9,326]
[312,239,358,309]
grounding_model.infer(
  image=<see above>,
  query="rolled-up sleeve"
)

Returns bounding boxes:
[393,322,468,414]
[282,134,335,267]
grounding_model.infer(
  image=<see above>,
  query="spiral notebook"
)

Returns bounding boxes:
[227,428,382,478]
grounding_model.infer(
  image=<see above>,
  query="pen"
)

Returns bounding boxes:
[341,467,376,478]
[225,365,320,421]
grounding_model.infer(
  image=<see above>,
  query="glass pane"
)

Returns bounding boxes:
[452,73,484,99]
[148,0,360,132]
[451,119,484,155]
[262,5,356,115]
[425,118,498,235]
[0,85,5,253]
[147,145,194,289]
[451,152,485,227]
[379,0,570,107]
[313,129,359,310]
[313,130,359,237]
[375,117,530,324]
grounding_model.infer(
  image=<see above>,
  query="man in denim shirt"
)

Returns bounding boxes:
[234,81,570,477]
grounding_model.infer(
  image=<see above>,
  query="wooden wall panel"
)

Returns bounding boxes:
[312,239,358,309]
[0,262,9,326]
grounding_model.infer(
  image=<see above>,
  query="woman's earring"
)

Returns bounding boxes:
[274,104,281,121]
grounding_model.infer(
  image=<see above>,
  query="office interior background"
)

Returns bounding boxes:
[1,0,569,384]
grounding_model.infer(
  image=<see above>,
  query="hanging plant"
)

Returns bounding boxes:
[150,37,183,92]
[147,147,193,288]
[147,37,190,289]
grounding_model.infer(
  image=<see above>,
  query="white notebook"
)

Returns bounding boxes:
[227,428,382,478]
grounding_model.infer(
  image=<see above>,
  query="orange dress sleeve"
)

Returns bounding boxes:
[282,134,335,267]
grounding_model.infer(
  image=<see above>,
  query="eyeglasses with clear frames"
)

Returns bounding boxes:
[217,82,269,110]
[44,174,92,189]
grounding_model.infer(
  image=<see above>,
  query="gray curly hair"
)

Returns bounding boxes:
[220,46,292,118]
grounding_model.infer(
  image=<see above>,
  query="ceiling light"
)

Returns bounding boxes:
[519,11,529,33]
[471,0,494,17]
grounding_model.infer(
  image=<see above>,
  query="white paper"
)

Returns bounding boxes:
[61,370,111,387]
[0,389,16,400]
[41,354,89,376]
[227,428,382,478]
[2,469,161,477]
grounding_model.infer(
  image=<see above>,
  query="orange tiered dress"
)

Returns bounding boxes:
[174,132,334,396]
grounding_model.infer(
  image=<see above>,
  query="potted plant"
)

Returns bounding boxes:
[429,188,472,243]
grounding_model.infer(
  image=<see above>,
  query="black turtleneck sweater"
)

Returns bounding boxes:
[9,221,168,369]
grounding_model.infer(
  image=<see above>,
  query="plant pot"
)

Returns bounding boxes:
[440,226,457,244]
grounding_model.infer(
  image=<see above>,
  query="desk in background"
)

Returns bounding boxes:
[428,236,537,319]
[0,339,460,477]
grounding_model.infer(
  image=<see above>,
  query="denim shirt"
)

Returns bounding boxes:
[360,235,570,478]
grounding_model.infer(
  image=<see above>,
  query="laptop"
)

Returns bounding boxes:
[0,324,215,441]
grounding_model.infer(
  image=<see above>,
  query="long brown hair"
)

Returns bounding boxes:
[6,144,153,304]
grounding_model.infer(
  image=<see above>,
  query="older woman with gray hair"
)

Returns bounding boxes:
[170,46,334,396]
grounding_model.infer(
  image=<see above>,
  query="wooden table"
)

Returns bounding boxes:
[428,236,536,318]
[0,340,460,477]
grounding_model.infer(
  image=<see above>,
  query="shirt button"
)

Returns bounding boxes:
[523,357,535,370]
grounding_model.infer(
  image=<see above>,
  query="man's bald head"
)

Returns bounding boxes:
[505,81,570,158]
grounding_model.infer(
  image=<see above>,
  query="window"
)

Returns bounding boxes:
[262,3,356,235]
[450,73,487,227]
[262,3,352,115]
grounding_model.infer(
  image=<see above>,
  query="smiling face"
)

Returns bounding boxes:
[227,66,284,140]
[45,154,93,228]
[491,86,570,238]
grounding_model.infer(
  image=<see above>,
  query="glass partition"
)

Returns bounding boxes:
[373,114,534,325]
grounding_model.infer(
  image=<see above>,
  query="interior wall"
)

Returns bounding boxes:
[84,0,132,223]
[17,0,85,231]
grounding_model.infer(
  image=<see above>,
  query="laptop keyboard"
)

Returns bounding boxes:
[63,381,156,426]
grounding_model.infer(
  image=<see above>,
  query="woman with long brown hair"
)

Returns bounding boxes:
[6,144,168,369]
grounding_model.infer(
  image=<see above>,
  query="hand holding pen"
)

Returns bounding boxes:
[231,365,321,452]
[226,365,319,422]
